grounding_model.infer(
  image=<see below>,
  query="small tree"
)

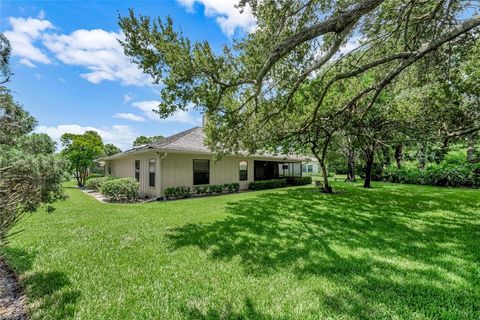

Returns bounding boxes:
[61,131,104,187]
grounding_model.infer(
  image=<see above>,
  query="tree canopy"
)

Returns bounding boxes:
[119,0,480,192]
[133,135,164,146]
[61,131,104,187]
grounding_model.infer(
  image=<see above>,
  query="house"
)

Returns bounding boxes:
[99,126,309,198]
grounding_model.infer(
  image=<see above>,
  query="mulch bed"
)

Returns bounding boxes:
[0,259,28,320]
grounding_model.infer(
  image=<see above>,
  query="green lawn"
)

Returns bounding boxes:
[2,181,480,319]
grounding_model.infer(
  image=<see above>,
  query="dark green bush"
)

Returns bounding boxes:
[209,184,224,194]
[248,179,287,191]
[225,183,240,193]
[85,173,104,181]
[164,186,192,199]
[286,176,312,186]
[85,176,114,191]
[382,151,480,188]
[192,185,208,196]
[99,178,139,203]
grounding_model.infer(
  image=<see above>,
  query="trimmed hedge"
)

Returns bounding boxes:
[248,179,287,191]
[99,178,139,203]
[286,176,312,186]
[164,183,240,200]
[85,176,114,191]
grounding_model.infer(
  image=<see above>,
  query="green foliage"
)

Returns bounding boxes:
[248,179,287,191]
[166,183,240,199]
[103,143,122,156]
[61,131,104,187]
[85,176,114,191]
[0,88,36,145]
[16,133,56,155]
[0,85,66,247]
[383,150,480,187]
[133,135,164,146]
[164,186,192,199]
[99,178,139,203]
[286,176,312,186]
[225,183,240,193]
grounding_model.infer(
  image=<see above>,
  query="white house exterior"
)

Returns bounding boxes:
[100,127,309,198]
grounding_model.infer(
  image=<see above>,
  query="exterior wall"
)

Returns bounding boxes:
[108,151,302,197]
[160,153,255,193]
[302,161,320,174]
[108,153,159,197]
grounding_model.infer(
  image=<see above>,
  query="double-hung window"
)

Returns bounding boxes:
[239,160,248,181]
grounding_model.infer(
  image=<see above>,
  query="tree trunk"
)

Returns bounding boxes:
[394,144,403,169]
[363,149,374,188]
[312,135,333,193]
[345,148,356,182]
[418,143,426,169]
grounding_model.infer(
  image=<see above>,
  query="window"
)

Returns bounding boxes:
[149,159,156,187]
[193,159,209,185]
[308,165,313,173]
[239,160,248,181]
[135,160,140,182]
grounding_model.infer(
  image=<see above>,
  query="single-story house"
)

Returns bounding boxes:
[99,126,309,198]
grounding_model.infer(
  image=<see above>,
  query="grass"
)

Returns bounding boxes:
[2,181,480,319]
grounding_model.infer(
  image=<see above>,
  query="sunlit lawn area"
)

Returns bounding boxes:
[2,181,480,319]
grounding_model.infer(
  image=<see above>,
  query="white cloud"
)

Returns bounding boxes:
[19,58,36,68]
[123,93,133,103]
[35,124,137,150]
[113,113,146,122]
[34,73,42,80]
[59,77,66,83]
[43,29,152,86]
[132,100,201,125]
[177,0,256,36]
[38,10,45,20]
[4,17,53,65]
[5,15,152,86]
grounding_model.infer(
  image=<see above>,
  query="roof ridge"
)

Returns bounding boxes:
[149,126,201,148]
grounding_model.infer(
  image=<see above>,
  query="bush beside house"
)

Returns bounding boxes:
[99,178,140,203]
[248,179,288,191]
[85,176,114,191]
[164,183,240,200]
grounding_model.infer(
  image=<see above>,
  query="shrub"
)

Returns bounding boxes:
[85,173,104,181]
[286,176,312,186]
[85,176,114,191]
[248,179,287,191]
[192,185,208,196]
[164,186,192,199]
[225,183,240,193]
[382,151,480,188]
[209,184,224,194]
[99,178,139,203]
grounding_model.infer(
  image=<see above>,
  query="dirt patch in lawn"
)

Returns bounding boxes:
[0,259,28,320]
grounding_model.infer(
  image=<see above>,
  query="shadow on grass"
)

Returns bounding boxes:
[168,184,480,318]
[1,247,80,319]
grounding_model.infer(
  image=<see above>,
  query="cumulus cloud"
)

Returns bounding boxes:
[113,113,146,122]
[4,17,53,66]
[43,29,152,86]
[177,0,256,36]
[132,100,201,125]
[35,124,137,150]
[4,15,152,86]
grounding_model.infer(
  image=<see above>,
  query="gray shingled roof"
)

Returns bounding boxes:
[149,126,208,153]
[100,126,309,161]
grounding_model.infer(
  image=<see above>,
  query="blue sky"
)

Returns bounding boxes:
[1,0,256,149]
